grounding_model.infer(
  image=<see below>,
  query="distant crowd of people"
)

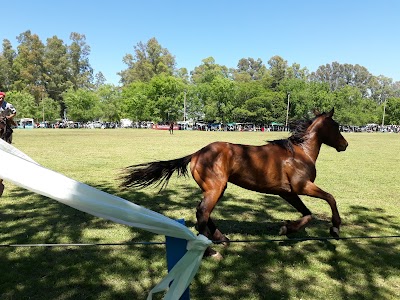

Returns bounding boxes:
[363,124,400,133]
[341,124,400,133]
[27,121,400,133]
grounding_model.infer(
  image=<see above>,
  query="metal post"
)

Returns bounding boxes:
[285,92,290,130]
[382,98,387,127]
[42,87,45,122]
[165,219,190,300]
[184,91,187,122]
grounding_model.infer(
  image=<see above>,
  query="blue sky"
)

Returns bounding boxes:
[2,0,399,85]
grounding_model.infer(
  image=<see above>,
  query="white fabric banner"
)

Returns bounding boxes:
[0,138,212,299]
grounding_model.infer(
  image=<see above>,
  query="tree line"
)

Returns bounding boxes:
[1,32,400,126]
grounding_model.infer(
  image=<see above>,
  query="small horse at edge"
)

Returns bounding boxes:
[121,108,348,258]
[0,115,13,144]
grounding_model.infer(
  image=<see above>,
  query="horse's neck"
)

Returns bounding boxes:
[301,132,322,162]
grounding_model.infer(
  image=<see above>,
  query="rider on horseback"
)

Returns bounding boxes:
[0,91,17,196]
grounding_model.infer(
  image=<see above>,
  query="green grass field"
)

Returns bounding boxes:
[1,129,399,299]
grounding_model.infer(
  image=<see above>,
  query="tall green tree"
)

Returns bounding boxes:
[175,67,189,83]
[0,39,16,91]
[121,81,152,121]
[184,86,204,121]
[147,74,186,121]
[37,96,62,122]
[232,91,282,125]
[268,55,288,89]
[286,63,309,80]
[385,97,400,124]
[68,32,93,90]
[44,36,72,103]
[233,57,267,82]
[310,62,373,97]
[232,80,273,123]
[97,84,121,121]
[12,30,45,101]
[333,85,366,125]
[393,81,400,98]
[63,89,100,122]
[369,75,394,105]
[198,76,236,123]
[94,72,107,88]
[279,78,309,121]
[234,80,266,107]
[190,57,230,84]
[6,91,37,119]
[119,37,176,84]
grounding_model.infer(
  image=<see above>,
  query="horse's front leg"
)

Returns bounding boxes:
[302,182,341,238]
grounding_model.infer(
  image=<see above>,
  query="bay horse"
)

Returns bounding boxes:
[121,108,348,258]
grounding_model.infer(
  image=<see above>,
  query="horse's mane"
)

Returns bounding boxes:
[269,112,324,152]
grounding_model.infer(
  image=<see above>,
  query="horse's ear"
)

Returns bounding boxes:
[327,108,334,117]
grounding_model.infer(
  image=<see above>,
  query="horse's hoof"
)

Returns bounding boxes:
[279,225,287,236]
[204,246,223,260]
[203,249,223,260]
[330,226,340,239]
[220,236,230,247]
[212,230,230,247]
[210,251,224,261]
[222,241,230,247]
[214,239,230,247]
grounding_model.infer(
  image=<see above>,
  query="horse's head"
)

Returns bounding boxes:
[313,108,348,152]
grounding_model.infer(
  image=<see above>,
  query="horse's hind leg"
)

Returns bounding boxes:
[205,183,230,245]
[279,193,313,235]
[196,185,227,259]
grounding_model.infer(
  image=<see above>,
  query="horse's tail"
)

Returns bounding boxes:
[120,154,193,190]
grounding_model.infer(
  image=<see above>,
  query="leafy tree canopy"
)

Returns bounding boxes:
[1,33,400,125]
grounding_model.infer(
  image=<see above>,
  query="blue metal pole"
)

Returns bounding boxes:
[165,219,190,300]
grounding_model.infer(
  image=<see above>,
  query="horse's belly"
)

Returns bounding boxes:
[229,174,291,194]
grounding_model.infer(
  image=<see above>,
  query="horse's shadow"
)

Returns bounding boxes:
[2,181,399,300]
[118,183,334,240]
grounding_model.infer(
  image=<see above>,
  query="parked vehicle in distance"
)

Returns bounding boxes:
[18,118,35,129]
[120,119,133,128]
[38,121,51,128]
[86,121,102,129]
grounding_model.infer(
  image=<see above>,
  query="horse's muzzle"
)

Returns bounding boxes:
[336,140,348,152]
